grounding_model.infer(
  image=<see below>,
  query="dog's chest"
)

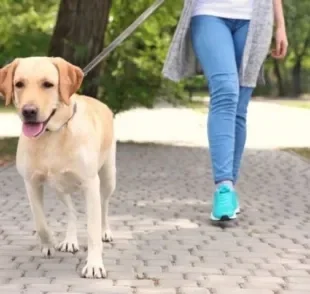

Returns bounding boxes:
[24,164,85,194]
[46,169,83,193]
[17,141,97,193]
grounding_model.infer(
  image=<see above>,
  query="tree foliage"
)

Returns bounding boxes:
[0,0,58,64]
[101,0,186,113]
[284,0,310,96]
[263,0,310,97]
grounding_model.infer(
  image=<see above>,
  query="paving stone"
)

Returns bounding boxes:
[11,278,52,284]
[242,283,283,291]
[25,284,69,292]
[286,283,310,291]
[0,284,24,291]
[179,287,211,294]
[135,288,176,294]
[215,289,273,294]
[115,279,155,287]
[47,293,84,294]
[69,283,125,293]
[246,276,285,284]
[91,289,133,294]
[279,291,309,294]
[159,279,198,287]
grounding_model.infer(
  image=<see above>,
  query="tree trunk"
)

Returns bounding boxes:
[48,0,112,98]
[292,58,302,97]
[273,59,285,97]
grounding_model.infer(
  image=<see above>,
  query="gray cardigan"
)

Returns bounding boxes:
[162,0,274,87]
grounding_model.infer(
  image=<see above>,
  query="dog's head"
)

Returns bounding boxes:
[0,57,83,137]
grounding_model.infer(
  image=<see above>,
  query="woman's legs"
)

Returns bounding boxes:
[191,16,239,220]
[191,16,239,185]
[233,86,253,183]
[232,20,253,183]
[191,16,252,220]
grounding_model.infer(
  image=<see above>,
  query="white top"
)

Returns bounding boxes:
[192,0,253,20]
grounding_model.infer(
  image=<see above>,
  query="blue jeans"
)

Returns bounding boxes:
[190,15,253,184]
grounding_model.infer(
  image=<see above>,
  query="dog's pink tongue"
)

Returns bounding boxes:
[22,123,44,137]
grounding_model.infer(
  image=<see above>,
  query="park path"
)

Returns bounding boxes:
[1,100,310,148]
[115,101,310,148]
[0,101,310,294]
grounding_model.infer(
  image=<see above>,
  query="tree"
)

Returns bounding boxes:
[273,59,286,97]
[284,0,310,96]
[48,0,112,98]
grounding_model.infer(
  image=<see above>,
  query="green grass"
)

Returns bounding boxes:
[191,91,208,98]
[183,100,208,113]
[0,103,15,113]
[0,137,18,156]
[0,137,18,164]
[282,147,310,160]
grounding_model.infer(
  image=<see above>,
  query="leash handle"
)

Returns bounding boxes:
[83,0,165,76]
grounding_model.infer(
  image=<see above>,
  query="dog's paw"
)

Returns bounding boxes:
[41,245,55,258]
[102,229,113,243]
[81,262,107,279]
[57,238,79,253]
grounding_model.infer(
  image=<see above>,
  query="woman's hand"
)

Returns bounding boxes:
[271,25,288,59]
[271,0,288,59]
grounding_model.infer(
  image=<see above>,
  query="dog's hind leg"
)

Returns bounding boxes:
[24,179,55,257]
[99,141,116,242]
[56,193,79,253]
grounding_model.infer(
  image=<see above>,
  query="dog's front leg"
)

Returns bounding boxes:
[24,179,55,257]
[81,175,106,279]
[56,193,79,253]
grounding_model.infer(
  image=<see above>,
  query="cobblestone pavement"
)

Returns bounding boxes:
[1,103,310,293]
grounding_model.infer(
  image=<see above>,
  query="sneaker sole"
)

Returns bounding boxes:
[210,212,237,221]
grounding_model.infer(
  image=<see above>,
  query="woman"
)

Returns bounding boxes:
[163,0,288,221]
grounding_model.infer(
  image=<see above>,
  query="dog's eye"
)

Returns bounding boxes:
[42,81,54,88]
[15,81,24,88]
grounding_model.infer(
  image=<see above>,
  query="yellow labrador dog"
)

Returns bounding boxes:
[0,57,116,278]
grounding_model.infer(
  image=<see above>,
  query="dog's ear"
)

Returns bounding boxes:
[51,57,84,105]
[0,59,19,106]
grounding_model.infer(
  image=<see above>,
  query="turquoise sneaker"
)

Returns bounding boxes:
[210,184,237,221]
[233,191,240,214]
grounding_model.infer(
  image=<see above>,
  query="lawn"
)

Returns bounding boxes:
[0,99,15,112]
[185,96,310,113]
[276,100,310,159]
[282,147,310,160]
[185,99,310,114]
[184,100,208,113]
[0,137,18,166]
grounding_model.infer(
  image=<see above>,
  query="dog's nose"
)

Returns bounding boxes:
[22,104,38,122]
